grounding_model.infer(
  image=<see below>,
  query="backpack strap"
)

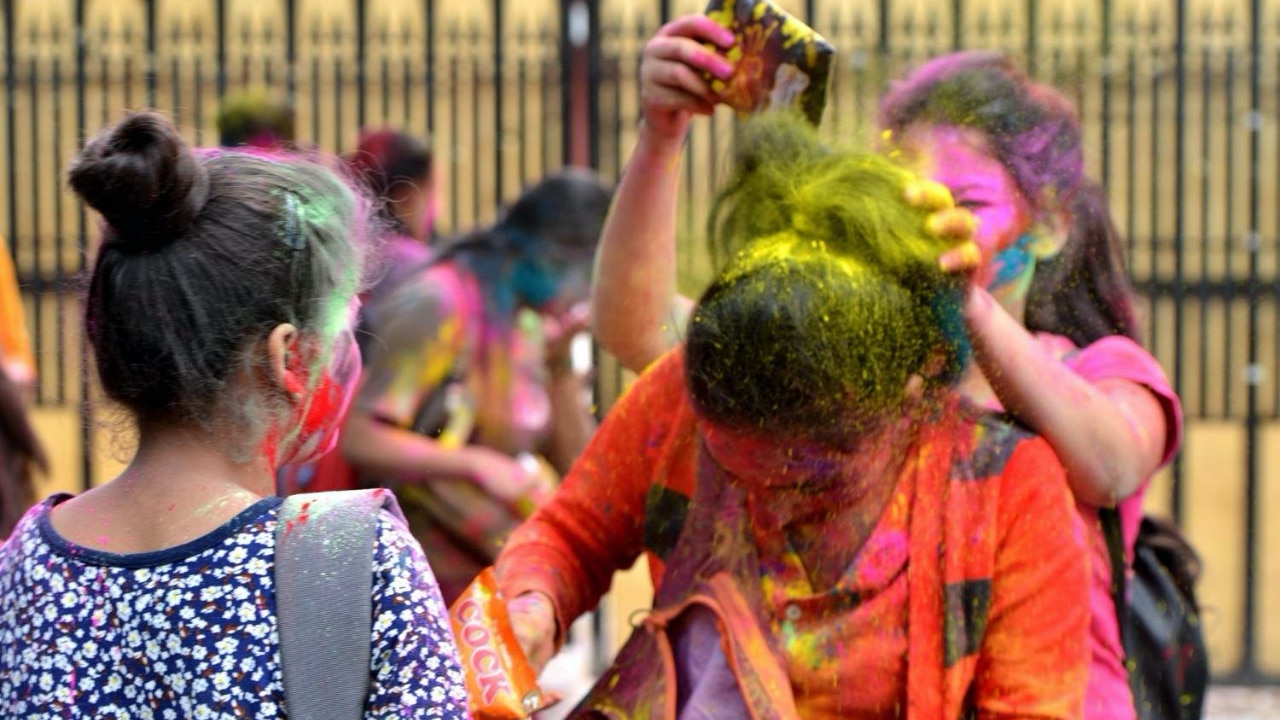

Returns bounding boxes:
[275,489,407,720]
[1099,508,1128,632]
[1099,507,1142,711]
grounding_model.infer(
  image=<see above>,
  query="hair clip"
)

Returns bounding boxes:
[281,192,306,251]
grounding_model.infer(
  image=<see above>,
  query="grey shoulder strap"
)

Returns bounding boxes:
[275,489,408,720]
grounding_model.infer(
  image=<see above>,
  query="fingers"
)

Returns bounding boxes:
[640,15,737,128]
[903,179,955,211]
[647,35,734,80]
[640,83,716,120]
[926,208,979,241]
[656,15,736,50]
[643,38,731,113]
[642,18,735,110]
[938,242,984,273]
[508,592,558,673]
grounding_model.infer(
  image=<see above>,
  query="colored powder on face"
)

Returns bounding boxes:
[987,233,1036,291]
[273,321,361,468]
[288,367,353,462]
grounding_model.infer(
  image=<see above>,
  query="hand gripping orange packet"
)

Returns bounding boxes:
[449,569,547,719]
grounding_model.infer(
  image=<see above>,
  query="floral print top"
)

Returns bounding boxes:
[0,494,469,719]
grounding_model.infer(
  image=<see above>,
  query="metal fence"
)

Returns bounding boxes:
[3,0,1279,684]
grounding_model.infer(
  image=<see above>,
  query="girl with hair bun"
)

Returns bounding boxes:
[0,111,467,718]
[494,51,1091,714]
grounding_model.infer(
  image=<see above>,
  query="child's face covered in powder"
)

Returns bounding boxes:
[899,124,1035,290]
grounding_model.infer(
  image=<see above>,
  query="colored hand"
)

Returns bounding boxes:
[640,16,736,142]
[467,447,552,510]
[543,302,591,376]
[507,591,558,676]
[903,180,982,274]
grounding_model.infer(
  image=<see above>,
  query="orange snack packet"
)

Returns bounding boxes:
[449,569,547,719]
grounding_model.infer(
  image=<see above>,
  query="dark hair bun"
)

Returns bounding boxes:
[69,111,210,252]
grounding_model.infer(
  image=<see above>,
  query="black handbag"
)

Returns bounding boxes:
[1100,508,1209,720]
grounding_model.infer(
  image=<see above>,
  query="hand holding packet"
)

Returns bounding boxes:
[449,569,550,719]
[703,0,836,125]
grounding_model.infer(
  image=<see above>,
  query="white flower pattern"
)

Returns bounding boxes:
[0,496,470,719]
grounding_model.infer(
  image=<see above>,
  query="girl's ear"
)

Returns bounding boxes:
[266,323,304,401]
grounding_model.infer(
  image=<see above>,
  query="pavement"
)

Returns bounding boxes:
[1206,686,1280,719]
[535,632,1280,720]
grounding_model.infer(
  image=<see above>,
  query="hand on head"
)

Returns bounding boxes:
[902,179,983,274]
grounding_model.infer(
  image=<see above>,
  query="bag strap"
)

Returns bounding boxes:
[275,489,407,720]
[1099,506,1144,713]
[1099,508,1128,636]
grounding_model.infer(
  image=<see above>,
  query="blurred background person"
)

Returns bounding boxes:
[346,128,440,297]
[216,90,297,151]
[342,168,610,604]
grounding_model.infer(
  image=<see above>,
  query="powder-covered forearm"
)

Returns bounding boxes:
[592,126,693,374]
[963,288,1169,507]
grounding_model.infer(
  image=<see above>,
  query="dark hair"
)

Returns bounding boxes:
[438,168,612,272]
[69,112,368,438]
[424,169,610,330]
[880,51,1139,347]
[216,92,296,149]
[346,129,434,232]
[686,117,966,443]
[498,167,613,256]
[1025,181,1142,345]
[880,51,1084,216]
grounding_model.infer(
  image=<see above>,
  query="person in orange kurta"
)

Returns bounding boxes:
[0,240,35,394]
[496,109,1091,718]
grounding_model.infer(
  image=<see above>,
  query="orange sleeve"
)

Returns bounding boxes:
[975,438,1091,720]
[495,350,688,633]
[0,243,33,384]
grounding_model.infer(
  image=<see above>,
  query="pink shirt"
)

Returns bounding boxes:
[993,333,1184,720]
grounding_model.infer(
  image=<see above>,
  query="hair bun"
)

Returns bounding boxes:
[69,111,210,252]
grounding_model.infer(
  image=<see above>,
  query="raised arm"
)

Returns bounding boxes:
[929,173,1177,509]
[591,17,734,374]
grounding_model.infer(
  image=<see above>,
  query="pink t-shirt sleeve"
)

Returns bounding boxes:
[1059,335,1184,469]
